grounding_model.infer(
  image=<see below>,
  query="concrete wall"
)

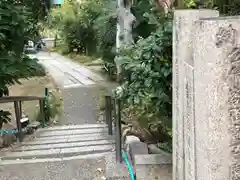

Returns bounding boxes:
[173,10,240,180]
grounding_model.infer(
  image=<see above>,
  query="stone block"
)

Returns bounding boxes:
[134,154,172,165]
[193,16,240,180]
[134,154,172,180]
[128,142,148,164]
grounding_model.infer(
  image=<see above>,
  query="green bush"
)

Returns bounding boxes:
[116,14,172,143]
[48,0,105,55]
[44,91,62,121]
[36,90,62,124]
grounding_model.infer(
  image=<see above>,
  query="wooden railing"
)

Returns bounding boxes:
[0,96,45,142]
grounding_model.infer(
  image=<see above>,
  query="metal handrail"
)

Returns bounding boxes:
[115,98,122,163]
[105,95,113,135]
[105,95,122,163]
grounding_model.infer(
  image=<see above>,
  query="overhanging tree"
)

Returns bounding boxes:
[0,0,47,128]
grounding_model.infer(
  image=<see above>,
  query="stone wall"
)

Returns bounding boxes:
[172,10,219,180]
[173,10,240,180]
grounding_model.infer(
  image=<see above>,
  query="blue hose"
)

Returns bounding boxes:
[122,150,135,180]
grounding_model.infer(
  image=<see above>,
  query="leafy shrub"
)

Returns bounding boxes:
[48,0,105,55]
[116,15,172,142]
[44,90,62,121]
[35,90,62,124]
[94,10,117,76]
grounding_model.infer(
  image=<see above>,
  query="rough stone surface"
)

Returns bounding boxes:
[172,9,219,180]
[134,154,172,180]
[193,16,240,180]
[136,164,172,180]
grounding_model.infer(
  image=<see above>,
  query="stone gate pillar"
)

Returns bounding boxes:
[194,16,240,180]
[172,10,219,180]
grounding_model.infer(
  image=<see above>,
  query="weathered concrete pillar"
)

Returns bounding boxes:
[172,10,219,180]
[194,17,240,180]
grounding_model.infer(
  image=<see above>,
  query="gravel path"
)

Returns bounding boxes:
[60,86,102,125]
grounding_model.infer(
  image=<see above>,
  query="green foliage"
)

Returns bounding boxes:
[48,0,109,55]
[42,91,62,123]
[199,0,240,15]
[0,0,46,128]
[116,14,172,142]
[48,0,173,146]
[225,0,240,15]
[93,3,117,74]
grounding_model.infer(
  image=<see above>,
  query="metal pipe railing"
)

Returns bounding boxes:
[105,95,122,163]
[105,95,113,135]
[115,98,122,163]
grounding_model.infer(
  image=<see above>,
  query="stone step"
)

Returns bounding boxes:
[13,139,115,151]
[0,152,130,180]
[38,127,108,137]
[39,124,107,131]
[22,133,113,145]
[1,144,115,160]
[134,154,172,180]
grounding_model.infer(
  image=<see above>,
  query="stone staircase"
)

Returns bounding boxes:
[0,124,130,180]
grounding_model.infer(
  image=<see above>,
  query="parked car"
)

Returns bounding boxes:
[24,39,46,54]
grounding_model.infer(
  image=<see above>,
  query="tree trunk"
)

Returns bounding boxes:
[115,0,135,82]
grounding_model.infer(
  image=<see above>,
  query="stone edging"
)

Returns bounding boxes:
[124,135,172,179]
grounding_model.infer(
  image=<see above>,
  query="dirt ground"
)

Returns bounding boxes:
[0,75,62,129]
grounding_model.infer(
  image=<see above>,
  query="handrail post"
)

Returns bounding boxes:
[39,99,45,127]
[105,95,113,135]
[112,98,116,129]
[44,88,49,122]
[115,98,122,163]
[19,101,22,118]
[14,101,23,142]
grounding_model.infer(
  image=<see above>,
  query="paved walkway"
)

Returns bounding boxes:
[37,52,103,88]
[0,52,128,180]
[38,52,106,125]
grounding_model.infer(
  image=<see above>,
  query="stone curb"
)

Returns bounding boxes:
[124,135,172,180]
